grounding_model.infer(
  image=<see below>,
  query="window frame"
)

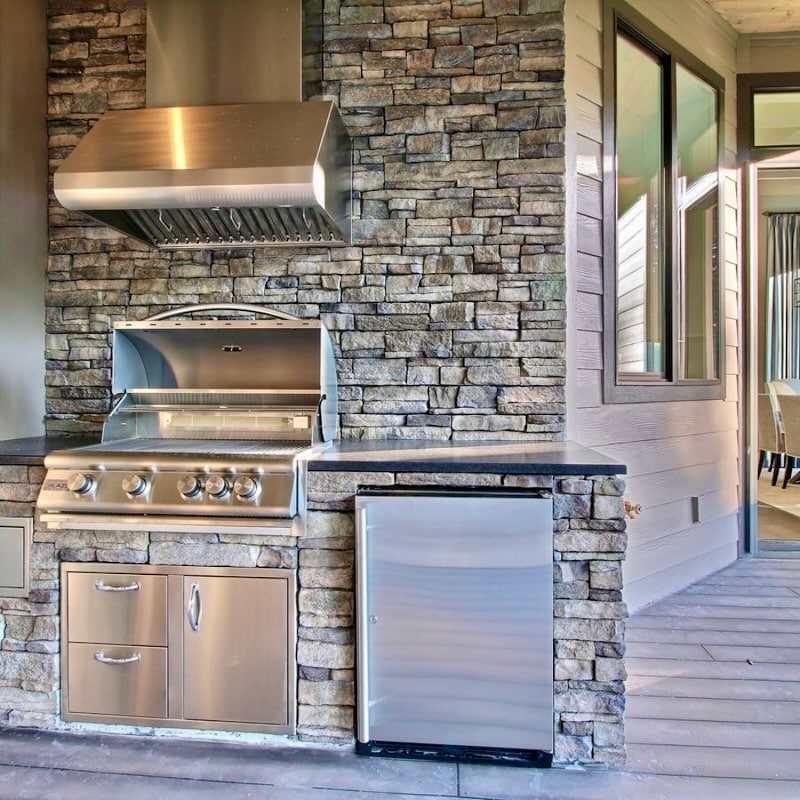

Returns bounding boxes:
[602,0,726,403]
[737,72,800,162]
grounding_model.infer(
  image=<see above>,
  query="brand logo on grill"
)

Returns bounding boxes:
[221,345,243,352]
[43,479,69,491]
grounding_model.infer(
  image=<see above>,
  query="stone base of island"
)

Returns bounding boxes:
[0,438,626,768]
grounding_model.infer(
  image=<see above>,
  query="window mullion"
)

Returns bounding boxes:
[666,53,680,384]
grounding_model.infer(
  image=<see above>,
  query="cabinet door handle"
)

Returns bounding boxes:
[93,650,141,666]
[94,580,141,593]
[187,582,202,632]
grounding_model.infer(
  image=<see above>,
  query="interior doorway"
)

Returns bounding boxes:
[739,72,800,555]
[750,163,800,553]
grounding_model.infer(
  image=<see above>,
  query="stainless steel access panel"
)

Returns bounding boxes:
[356,490,554,764]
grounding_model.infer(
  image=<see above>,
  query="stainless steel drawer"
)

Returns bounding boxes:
[66,643,168,719]
[66,572,167,646]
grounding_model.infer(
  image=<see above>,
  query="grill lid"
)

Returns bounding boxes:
[107,304,339,445]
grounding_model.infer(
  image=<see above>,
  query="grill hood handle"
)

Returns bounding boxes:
[144,304,301,322]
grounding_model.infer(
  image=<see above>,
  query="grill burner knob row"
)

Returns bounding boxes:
[67,472,94,496]
[205,474,230,499]
[233,476,259,500]
[177,475,202,499]
[121,474,148,497]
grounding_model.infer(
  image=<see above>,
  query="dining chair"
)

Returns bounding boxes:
[758,392,783,484]
[775,392,800,488]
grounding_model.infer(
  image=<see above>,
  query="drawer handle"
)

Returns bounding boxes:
[94,580,141,593]
[93,651,141,666]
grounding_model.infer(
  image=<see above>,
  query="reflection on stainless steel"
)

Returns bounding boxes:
[37,304,339,535]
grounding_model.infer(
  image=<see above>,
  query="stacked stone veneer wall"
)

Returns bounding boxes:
[46,0,567,441]
[0,465,50,726]
[0,467,626,766]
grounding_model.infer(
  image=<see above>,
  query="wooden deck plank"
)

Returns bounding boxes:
[637,594,800,609]
[624,642,714,660]
[634,604,800,620]
[627,744,800,780]
[681,581,800,600]
[626,675,800,700]
[627,616,800,634]
[626,628,800,647]
[626,695,800,724]
[626,718,800,749]
[704,644,800,663]
[625,656,800,681]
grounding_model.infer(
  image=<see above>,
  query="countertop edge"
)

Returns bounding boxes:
[0,436,100,466]
[307,440,626,475]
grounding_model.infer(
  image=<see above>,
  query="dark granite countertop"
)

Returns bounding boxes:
[308,439,626,475]
[0,436,100,466]
[0,436,626,475]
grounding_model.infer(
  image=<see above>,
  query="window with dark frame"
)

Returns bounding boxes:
[737,73,800,163]
[603,1,725,403]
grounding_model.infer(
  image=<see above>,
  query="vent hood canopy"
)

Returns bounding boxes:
[54,101,351,248]
[53,0,352,249]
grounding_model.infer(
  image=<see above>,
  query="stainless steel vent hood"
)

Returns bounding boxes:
[53,0,351,249]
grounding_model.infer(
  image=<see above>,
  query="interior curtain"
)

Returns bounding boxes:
[766,213,800,382]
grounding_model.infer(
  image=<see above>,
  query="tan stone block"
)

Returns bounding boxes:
[297,640,354,670]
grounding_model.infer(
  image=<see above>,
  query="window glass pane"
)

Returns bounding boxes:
[615,33,666,377]
[753,91,800,147]
[676,64,719,380]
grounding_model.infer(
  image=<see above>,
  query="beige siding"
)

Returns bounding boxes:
[565,0,741,612]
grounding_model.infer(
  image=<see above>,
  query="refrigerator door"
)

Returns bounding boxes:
[356,491,553,755]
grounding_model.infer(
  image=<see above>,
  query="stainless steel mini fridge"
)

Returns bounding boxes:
[355,489,554,766]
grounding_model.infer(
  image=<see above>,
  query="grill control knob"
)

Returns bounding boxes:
[121,474,148,497]
[67,472,94,496]
[205,474,230,499]
[233,476,259,500]
[177,475,202,499]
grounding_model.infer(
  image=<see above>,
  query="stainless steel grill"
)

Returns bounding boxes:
[37,304,339,536]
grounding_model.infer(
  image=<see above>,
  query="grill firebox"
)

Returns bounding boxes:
[37,304,339,535]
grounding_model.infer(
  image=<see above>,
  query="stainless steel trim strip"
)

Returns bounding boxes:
[40,513,296,536]
[355,504,370,742]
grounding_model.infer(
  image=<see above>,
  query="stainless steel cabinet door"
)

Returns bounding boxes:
[183,575,289,725]
[357,493,553,753]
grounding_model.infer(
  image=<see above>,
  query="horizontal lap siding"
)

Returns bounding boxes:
[565,0,741,612]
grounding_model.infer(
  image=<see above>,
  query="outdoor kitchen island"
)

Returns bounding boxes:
[0,438,627,769]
